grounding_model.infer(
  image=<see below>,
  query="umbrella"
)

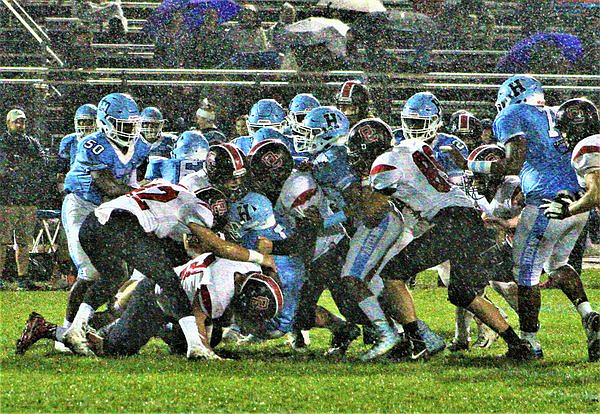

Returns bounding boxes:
[283,17,350,58]
[317,0,385,13]
[145,0,240,34]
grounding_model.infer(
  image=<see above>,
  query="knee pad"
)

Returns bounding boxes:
[447,283,477,308]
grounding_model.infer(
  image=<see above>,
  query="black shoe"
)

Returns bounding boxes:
[325,323,360,357]
[388,335,412,360]
[362,324,377,345]
[505,339,536,361]
[408,335,430,361]
[448,339,470,352]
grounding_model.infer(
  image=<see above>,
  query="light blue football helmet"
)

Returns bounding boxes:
[172,130,210,161]
[292,106,350,154]
[495,75,545,113]
[74,104,98,140]
[140,107,165,145]
[247,99,286,136]
[401,92,443,142]
[286,93,320,129]
[251,127,288,148]
[96,93,141,148]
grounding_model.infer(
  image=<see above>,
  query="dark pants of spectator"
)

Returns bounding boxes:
[79,211,192,321]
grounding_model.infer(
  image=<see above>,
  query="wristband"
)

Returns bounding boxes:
[323,210,347,228]
[467,160,492,174]
[247,250,265,265]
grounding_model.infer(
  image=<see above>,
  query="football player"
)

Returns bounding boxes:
[144,130,209,184]
[293,107,405,361]
[231,99,287,155]
[487,75,595,359]
[194,98,227,144]
[284,93,320,134]
[369,138,534,361]
[400,92,469,185]
[448,144,522,351]
[136,106,178,180]
[335,80,374,126]
[57,104,98,192]
[59,180,276,358]
[16,254,283,359]
[540,97,600,361]
[59,93,151,353]
[449,109,484,150]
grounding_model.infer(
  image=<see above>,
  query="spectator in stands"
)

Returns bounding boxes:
[0,109,49,289]
[234,114,249,138]
[480,118,495,144]
[270,2,298,69]
[191,7,233,68]
[71,0,128,36]
[154,9,197,67]
[221,4,281,69]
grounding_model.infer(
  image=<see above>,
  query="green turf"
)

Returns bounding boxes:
[2,270,599,413]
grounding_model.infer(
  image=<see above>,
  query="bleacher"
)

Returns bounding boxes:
[1,0,598,141]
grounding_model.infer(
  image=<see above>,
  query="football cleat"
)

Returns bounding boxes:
[473,322,499,349]
[288,330,309,353]
[62,324,96,357]
[448,339,470,352]
[325,323,360,357]
[505,339,536,361]
[359,320,400,361]
[221,325,245,343]
[85,327,105,356]
[387,335,412,360]
[362,324,377,345]
[54,341,73,354]
[16,312,56,355]
[418,320,446,355]
[583,311,600,362]
[408,335,430,361]
[187,343,222,360]
[520,334,544,359]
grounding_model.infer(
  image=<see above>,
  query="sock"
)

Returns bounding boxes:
[455,307,473,343]
[403,321,421,339]
[56,326,68,342]
[358,296,387,324]
[178,316,204,349]
[71,303,95,329]
[577,302,593,319]
[63,319,72,329]
[499,326,520,347]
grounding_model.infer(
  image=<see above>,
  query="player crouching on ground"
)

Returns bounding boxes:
[16,253,283,359]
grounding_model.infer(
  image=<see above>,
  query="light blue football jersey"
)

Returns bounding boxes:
[144,158,204,184]
[494,103,581,205]
[64,132,151,205]
[309,145,358,211]
[430,132,469,182]
[58,133,79,168]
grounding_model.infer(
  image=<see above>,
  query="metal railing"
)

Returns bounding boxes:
[1,0,64,66]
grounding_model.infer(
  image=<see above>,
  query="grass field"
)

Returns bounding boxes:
[1,270,599,413]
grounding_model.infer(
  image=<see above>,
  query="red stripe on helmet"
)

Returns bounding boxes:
[339,80,360,103]
[220,143,245,173]
[572,145,600,161]
[291,188,317,209]
[249,139,280,158]
[248,273,284,315]
[468,144,495,162]
[370,164,397,176]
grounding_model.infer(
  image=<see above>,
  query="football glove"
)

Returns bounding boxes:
[540,190,576,220]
